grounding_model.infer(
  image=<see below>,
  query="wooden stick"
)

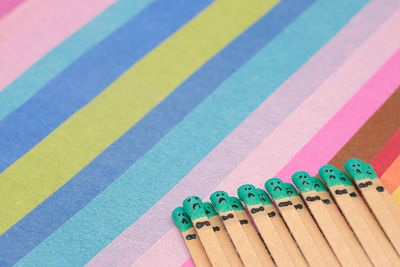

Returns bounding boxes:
[265,179,340,267]
[183,196,230,267]
[238,185,301,267]
[203,202,243,267]
[320,165,398,266]
[293,172,372,267]
[210,191,261,267]
[230,197,274,266]
[172,207,212,267]
[346,160,400,256]
[255,189,307,267]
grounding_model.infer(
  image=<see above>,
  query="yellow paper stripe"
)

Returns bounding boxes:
[0,0,278,233]
[392,186,400,208]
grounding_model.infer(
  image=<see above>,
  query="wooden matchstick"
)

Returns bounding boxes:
[265,179,340,267]
[210,191,261,267]
[183,196,230,267]
[172,207,212,267]
[230,197,275,266]
[345,159,400,256]
[292,171,372,267]
[238,184,302,267]
[255,188,307,267]
[320,165,399,266]
[203,202,243,267]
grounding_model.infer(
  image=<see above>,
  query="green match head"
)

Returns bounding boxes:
[344,158,366,181]
[210,191,233,213]
[237,184,261,206]
[283,183,299,197]
[172,207,193,233]
[310,177,327,192]
[336,170,354,186]
[319,165,342,186]
[265,178,286,200]
[292,171,313,192]
[183,196,206,220]
[256,188,272,205]
[363,163,378,180]
[203,202,219,218]
[230,196,244,211]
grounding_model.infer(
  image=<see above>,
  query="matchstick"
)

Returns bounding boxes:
[172,207,212,267]
[345,159,400,256]
[203,202,243,267]
[292,171,372,267]
[265,179,340,267]
[210,191,261,267]
[229,196,275,266]
[255,189,307,267]
[183,196,230,267]
[238,184,298,267]
[320,165,399,266]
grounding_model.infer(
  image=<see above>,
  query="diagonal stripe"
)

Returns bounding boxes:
[138,6,400,265]
[379,141,400,193]
[328,89,400,169]
[0,0,27,20]
[21,0,369,266]
[0,0,156,121]
[0,0,215,232]
[371,128,400,177]
[392,186,400,207]
[0,0,297,265]
[6,0,274,264]
[0,0,117,90]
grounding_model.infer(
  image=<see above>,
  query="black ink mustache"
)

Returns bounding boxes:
[294,204,303,209]
[195,221,210,229]
[349,192,357,197]
[212,226,220,232]
[240,219,248,225]
[268,211,276,217]
[186,234,197,240]
[278,201,293,207]
[335,189,348,195]
[358,181,372,188]
[322,199,331,205]
[221,214,234,221]
[376,186,384,192]
[306,196,321,202]
[251,206,265,214]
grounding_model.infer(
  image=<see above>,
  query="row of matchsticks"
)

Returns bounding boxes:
[172,158,400,267]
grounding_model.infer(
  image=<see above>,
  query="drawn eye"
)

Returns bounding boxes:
[325,170,328,173]
[330,170,333,172]
[178,213,181,216]
[195,197,199,200]
[357,164,360,167]
[270,182,273,185]
[352,164,355,167]
[188,199,191,202]
[278,182,281,184]
[248,187,251,190]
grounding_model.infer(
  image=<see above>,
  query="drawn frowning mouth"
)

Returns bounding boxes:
[302,181,309,185]
[248,193,255,198]
[193,203,200,209]
[274,186,281,191]
[219,198,227,204]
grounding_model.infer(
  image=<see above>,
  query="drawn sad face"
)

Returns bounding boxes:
[210,191,232,213]
[292,171,312,192]
[344,159,365,181]
[265,178,287,200]
[183,196,206,220]
[172,207,193,233]
[237,184,261,206]
[319,165,341,187]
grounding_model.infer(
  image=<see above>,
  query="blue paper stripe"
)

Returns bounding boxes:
[0,0,211,173]
[15,0,368,266]
[0,0,311,266]
[0,0,155,122]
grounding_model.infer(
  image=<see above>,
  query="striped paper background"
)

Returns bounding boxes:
[0,0,399,266]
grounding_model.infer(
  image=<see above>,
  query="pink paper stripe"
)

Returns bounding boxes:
[0,0,55,43]
[0,0,116,91]
[0,0,27,20]
[135,7,400,267]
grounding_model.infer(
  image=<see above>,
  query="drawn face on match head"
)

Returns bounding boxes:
[237,184,261,206]
[292,171,312,192]
[336,170,354,187]
[203,202,218,218]
[230,197,244,211]
[265,178,286,200]
[210,191,232,213]
[310,177,327,192]
[319,165,342,187]
[363,163,378,180]
[183,196,206,220]
[256,188,272,206]
[283,183,298,197]
[172,207,193,233]
[344,158,366,181]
